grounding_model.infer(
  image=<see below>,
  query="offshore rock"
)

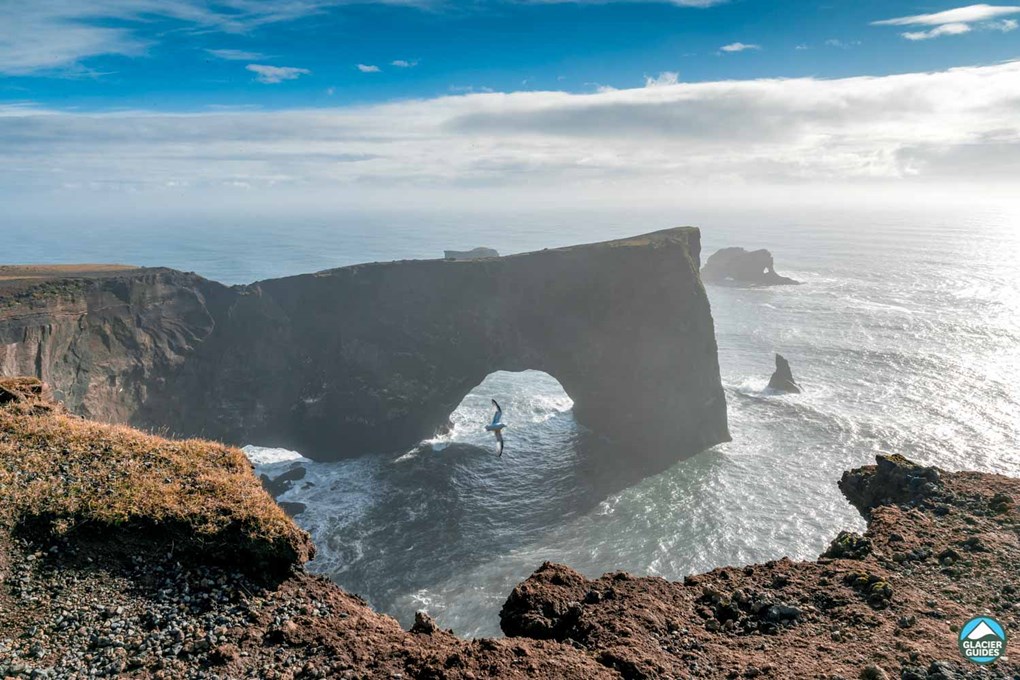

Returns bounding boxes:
[0,228,729,464]
[767,353,802,393]
[701,247,800,286]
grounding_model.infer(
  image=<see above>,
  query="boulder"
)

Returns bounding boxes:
[701,247,799,286]
[410,611,440,635]
[260,464,307,498]
[839,454,943,518]
[767,354,802,393]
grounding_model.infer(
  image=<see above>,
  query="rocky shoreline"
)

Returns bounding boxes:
[1,380,1017,679]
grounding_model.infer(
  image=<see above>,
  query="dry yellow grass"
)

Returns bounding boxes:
[0,378,312,575]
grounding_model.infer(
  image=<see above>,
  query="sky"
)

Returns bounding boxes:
[2,1,1020,219]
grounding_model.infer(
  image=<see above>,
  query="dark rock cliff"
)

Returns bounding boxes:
[0,268,227,424]
[0,228,729,463]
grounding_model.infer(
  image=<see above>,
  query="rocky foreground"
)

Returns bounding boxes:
[1,379,1018,679]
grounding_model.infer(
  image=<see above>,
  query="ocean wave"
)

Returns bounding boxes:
[242,445,309,466]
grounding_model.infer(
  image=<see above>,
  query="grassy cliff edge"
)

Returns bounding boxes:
[0,378,313,576]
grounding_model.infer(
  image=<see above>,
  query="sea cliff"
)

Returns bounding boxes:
[0,229,729,465]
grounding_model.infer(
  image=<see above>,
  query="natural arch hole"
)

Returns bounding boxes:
[438,370,574,448]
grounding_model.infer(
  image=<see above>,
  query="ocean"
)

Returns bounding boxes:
[6,204,1019,638]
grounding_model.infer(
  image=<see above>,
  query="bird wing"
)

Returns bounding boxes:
[491,399,502,425]
[495,429,504,456]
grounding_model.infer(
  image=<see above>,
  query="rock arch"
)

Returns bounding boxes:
[1,228,730,466]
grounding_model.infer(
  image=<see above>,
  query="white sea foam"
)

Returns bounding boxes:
[242,445,309,466]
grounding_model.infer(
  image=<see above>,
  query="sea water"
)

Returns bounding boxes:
[6,205,1019,637]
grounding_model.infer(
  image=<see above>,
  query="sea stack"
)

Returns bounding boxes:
[701,247,799,286]
[768,353,802,393]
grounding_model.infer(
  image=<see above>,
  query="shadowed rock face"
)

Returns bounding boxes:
[0,268,225,424]
[701,247,799,286]
[0,228,729,464]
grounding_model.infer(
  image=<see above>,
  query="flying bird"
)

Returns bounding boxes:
[485,399,506,456]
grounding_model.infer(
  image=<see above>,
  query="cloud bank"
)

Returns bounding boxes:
[874,4,1020,40]
[3,61,1020,212]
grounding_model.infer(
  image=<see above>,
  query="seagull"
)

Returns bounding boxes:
[484,399,507,456]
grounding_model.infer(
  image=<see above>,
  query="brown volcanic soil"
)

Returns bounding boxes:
[2,379,1018,679]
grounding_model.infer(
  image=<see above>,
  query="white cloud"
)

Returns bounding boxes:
[902,23,972,40]
[449,85,494,93]
[246,64,310,83]
[3,60,1020,212]
[0,0,725,75]
[391,59,418,68]
[357,64,382,73]
[0,1,350,75]
[207,48,268,61]
[873,4,1020,26]
[644,71,679,87]
[874,4,1020,40]
[523,0,725,5]
[720,42,760,52]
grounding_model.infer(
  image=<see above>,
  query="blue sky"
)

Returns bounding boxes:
[1,2,1019,218]
[2,1,1019,110]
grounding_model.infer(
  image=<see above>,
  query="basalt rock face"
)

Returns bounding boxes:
[701,247,799,286]
[0,268,228,425]
[0,228,729,463]
[767,353,802,393]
